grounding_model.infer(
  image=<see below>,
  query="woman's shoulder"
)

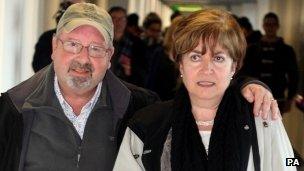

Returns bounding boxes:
[128,100,175,140]
[131,100,174,125]
[254,116,285,134]
[254,116,294,151]
[254,115,295,170]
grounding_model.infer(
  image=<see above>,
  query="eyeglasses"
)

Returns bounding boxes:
[57,38,109,58]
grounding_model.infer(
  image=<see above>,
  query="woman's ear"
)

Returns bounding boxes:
[231,62,237,77]
[179,61,184,75]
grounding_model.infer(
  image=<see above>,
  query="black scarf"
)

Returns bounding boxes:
[171,85,260,171]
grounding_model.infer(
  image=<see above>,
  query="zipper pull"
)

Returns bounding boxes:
[76,146,82,167]
[77,153,81,167]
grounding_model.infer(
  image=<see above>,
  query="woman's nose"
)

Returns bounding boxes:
[200,58,213,74]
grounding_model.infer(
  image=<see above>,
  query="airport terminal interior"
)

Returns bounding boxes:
[1,0,304,169]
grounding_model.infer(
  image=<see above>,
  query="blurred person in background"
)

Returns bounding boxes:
[141,12,164,94]
[141,12,163,47]
[145,16,182,100]
[126,13,143,38]
[240,12,299,113]
[237,16,262,46]
[163,11,182,37]
[32,1,74,72]
[109,7,147,87]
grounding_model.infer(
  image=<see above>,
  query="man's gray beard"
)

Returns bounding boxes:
[66,75,93,90]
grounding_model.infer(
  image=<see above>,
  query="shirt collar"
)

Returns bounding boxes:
[54,75,102,115]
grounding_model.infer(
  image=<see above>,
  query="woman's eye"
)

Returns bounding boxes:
[190,54,201,61]
[214,56,225,62]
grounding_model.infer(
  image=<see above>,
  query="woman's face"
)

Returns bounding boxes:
[179,40,236,103]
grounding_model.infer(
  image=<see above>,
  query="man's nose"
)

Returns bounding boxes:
[77,46,91,61]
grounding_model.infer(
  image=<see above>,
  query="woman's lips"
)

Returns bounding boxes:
[197,81,215,87]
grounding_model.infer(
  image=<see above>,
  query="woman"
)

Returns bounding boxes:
[114,9,295,171]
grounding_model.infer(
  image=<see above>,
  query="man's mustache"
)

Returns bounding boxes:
[68,60,94,73]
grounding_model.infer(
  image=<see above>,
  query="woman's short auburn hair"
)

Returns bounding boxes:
[172,8,246,71]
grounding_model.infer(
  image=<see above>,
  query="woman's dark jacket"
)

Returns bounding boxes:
[119,84,261,171]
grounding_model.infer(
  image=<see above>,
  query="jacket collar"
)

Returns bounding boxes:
[103,69,131,125]
[8,63,131,120]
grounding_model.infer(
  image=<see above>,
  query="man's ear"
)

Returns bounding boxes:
[51,36,58,60]
[107,46,115,61]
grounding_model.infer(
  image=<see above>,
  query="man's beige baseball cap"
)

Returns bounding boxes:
[56,3,113,45]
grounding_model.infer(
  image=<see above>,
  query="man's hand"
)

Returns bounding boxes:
[241,84,280,120]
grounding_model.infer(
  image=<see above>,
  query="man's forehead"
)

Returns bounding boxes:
[110,10,126,17]
[264,18,278,23]
[68,25,101,33]
[60,25,107,42]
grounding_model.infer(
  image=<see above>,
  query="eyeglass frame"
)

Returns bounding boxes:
[55,37,110,58]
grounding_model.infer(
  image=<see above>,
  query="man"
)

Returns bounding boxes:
[241,12,299,113]
[109,7,147,87]
[237,16,262,46]
[141,12,163,47]
[0,3,278,171]
[126,13,142,38]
